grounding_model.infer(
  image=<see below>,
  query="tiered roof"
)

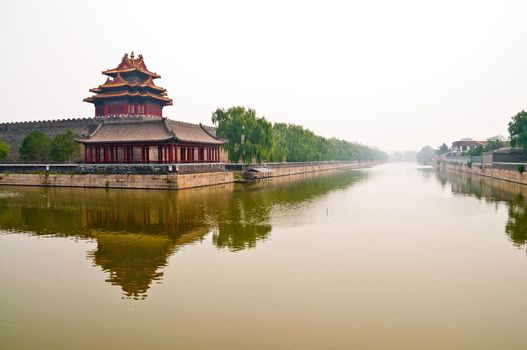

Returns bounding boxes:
[84,52,172,106]
[77,117,225,145]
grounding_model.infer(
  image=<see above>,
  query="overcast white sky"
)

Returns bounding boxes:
[1,0,527,152]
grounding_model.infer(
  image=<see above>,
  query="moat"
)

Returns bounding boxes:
[1,163,527,349]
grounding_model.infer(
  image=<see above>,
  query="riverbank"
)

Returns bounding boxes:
[0,161,378,190]
[435,161,527,185]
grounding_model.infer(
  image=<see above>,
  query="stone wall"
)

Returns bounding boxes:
[0,161,378,190]
[437,162,527,185]
[0,118,98,163]
[0,172,235,190]
[260,161,376,177]
[0,163,226,175]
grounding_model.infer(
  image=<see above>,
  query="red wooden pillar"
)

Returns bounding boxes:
[146,146,150,163]
[158,146,163,163]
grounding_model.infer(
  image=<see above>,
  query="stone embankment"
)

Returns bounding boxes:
[0,161,378,190]
[436,162,527,185]
[0,172,234,190]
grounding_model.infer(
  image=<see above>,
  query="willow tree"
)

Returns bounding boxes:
[212,106,388,163]
[212,106,274,163]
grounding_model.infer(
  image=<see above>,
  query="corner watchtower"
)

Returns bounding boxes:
[84,52,173,117]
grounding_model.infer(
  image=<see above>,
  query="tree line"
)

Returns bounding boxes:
[0,129,79,162]
[212,106,387,163]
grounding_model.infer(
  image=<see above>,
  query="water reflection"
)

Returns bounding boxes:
[0,170,367,299]
[434,170,527,249]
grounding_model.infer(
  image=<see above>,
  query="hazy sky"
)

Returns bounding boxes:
[1,0,527,152]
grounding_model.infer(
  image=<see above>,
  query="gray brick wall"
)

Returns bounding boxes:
[0,118,99,163]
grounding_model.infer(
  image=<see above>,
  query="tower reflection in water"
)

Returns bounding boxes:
[0,170,367,299]
[434,169,527,250]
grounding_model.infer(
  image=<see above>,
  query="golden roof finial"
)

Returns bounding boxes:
[130,51,135,59]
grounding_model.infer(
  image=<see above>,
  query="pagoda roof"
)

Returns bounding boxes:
[167,120,225,144]
[83,90,173,105]
[85,53,172,106]
[77,117,225,145]
[90,74,167,93]
[103,52,161,78]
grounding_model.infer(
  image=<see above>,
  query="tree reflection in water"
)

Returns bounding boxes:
[0,170,367,299]
[434,170,527,250]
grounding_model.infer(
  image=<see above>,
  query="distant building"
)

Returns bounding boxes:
[451,139,487,154]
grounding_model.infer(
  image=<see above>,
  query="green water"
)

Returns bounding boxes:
[1,163,527,349]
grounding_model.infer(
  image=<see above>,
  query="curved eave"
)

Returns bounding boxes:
[76,136,176,144]
[174,137,226,145]
[96,82,166,93]
[84,92,173,105]
[102,68,161,79]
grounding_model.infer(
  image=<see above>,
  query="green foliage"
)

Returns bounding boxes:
[19,130,50,162]
[437,143,449,155]
[469,146,483,156]
[50,129,79,162]
[212,106,273,163]
[508,110,527,151]
[518,164,525,174]
[212,106,387,163]
[484,136,507,153]
[467,161,472,168]
[416,146,436,165]
[0,141,9,160]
